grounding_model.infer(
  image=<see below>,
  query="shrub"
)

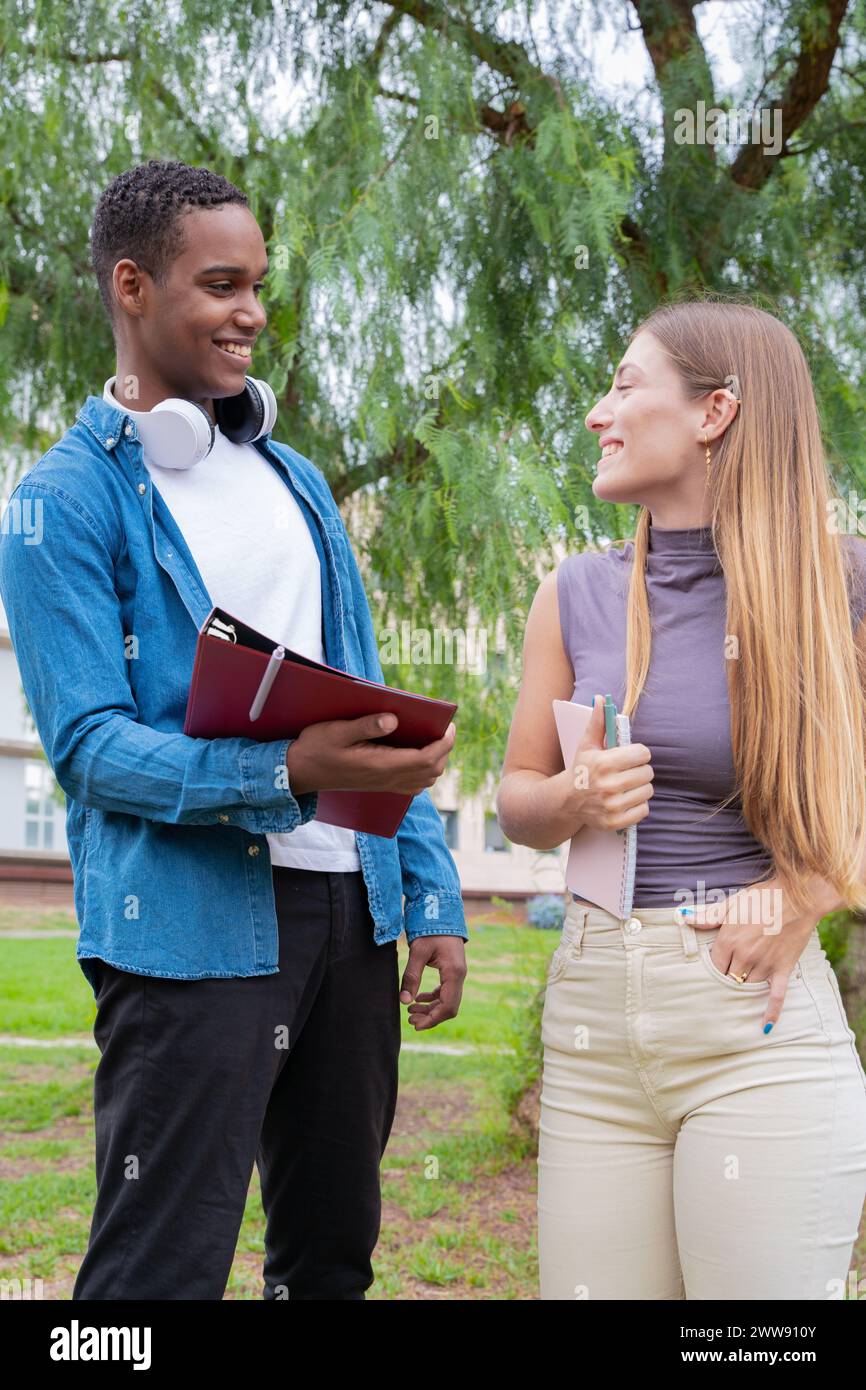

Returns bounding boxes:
[526,894,566,931]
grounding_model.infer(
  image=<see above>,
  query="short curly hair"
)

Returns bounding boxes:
[90,159,249,330]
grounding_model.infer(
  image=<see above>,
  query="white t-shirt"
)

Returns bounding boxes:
[103,382,361,871]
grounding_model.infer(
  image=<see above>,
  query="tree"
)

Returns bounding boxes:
[1,0,865,792]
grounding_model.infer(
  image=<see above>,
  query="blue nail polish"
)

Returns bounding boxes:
[763,1022,774,1034]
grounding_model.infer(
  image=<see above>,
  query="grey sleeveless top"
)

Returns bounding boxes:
[556,523,866,908]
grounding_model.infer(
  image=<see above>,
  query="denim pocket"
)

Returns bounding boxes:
[546,908,585,985]
[698,941,804,992]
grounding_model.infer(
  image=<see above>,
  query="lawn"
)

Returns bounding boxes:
[2,904,864,1301]
[0,905,552,1300]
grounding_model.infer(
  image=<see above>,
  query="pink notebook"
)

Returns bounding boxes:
[552,699,638,919]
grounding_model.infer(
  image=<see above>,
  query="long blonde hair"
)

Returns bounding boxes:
[613,296,866,918]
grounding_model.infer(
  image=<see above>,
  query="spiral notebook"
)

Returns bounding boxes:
[552,699,638,919]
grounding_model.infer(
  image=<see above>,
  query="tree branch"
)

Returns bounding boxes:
[729,0,851,190]
[1,42,226,169]
[781,114,866,156]
[631,0,718,169]
[8,43,133,64]
[376,2,659,284]
[143,75,223,167]
[380,0,567,112]
[330,336,474,502]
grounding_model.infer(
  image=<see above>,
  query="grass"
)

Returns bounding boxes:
[0,907,78,934]
[0,914,554,1299]
[1,908,864,1300]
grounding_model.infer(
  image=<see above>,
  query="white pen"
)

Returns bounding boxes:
[249,645,286,721]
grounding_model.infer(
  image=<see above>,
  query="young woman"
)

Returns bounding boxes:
[497,298,866,1301]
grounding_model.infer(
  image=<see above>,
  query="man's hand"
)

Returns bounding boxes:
[681,876,823,1033]
[399,935,467,1031]
[287,713,456,797]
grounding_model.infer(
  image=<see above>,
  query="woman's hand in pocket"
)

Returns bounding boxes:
[679,881,820,1032]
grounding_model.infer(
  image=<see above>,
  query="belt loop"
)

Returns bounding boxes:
[677,908,700,959]
[572,906,588,958]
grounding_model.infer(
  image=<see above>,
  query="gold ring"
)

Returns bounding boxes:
[730,971,748,984]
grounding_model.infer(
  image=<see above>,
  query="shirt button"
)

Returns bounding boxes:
[218,814,229,823]
[625,917,642,934]
[137,482,146,495]
[124,422,133,436]
[248,844,260,856]
[105,436,114,447]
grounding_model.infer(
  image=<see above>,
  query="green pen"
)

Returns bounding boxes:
[603,694,625,835]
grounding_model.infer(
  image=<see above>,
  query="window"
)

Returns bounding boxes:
[24,761,55,849]
[438,809,459,850]
[484,810,510,853]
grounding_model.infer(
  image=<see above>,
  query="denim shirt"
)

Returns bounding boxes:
[0,393,468,993]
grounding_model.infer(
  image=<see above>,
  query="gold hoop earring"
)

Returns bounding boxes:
[704,434,711,481]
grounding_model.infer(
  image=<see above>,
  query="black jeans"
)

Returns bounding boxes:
[72,866,401,1300]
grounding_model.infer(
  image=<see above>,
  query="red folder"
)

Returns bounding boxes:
[183,606,458,837]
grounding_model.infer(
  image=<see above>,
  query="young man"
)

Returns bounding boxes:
[0,159,468,1300]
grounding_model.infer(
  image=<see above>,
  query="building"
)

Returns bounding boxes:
[0,593,73,909]
[430,764,569,920]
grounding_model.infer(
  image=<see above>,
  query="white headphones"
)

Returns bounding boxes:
[102,375,278,470]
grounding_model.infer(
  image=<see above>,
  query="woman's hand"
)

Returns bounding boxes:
[569,694,655,832]
[679,877,822,1032]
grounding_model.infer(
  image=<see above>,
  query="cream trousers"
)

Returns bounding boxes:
[537,895,866,1300]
